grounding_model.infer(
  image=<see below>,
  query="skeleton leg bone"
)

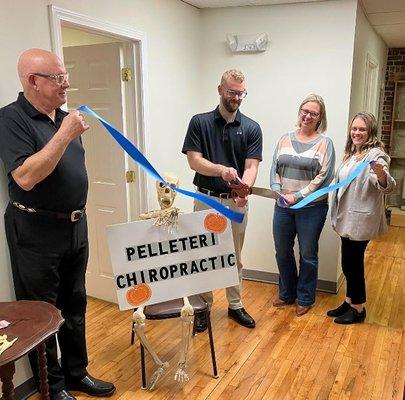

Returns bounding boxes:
[174,297,194,383]
[132,307,169,390]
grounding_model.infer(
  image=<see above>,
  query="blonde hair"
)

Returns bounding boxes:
[221,69,245,84]
[343,112,384,161]
[298,93,327,133]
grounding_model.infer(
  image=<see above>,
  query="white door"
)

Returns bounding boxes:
[64,42,130,303]
[363,53,379,116]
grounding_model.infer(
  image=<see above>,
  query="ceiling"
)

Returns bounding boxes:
[182,0,405,48]
[362,0,405,47]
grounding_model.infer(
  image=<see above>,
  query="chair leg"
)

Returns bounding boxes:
[140,344,147,389]
[206,310,218,378]
[192,315,197,336]
[131,321,135,345]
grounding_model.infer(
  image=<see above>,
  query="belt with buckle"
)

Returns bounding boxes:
[11,201,85,222]
[198,188,232,199]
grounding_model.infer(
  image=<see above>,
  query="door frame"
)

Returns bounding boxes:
[363,52,379,117]
[48,5,149,218]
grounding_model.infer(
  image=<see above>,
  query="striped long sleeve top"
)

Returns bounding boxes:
[270,131,335,205]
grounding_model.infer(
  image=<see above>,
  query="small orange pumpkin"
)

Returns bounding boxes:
[204,213,228,234]
[126,283,152,306]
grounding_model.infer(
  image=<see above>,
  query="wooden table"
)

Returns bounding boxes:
[0,301,64,400]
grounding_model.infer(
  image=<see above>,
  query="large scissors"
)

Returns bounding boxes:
[227,177,288,206]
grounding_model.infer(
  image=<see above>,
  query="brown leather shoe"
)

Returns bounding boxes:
[296,305,311,316]
[273,298,295,307]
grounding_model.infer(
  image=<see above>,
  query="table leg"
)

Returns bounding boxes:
[0,361,16,400]
[37,341,50,400]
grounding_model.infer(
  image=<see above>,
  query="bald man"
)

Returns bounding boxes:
[0,49,115,400]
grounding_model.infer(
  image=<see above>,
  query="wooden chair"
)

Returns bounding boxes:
[130,295,218,388]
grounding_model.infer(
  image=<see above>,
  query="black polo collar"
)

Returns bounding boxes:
[214,106,241,125]
[16,92,68,121]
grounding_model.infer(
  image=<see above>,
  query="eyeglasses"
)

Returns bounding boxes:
[300,108,320,119]
[224,88,247,99]
[31,73,69,85]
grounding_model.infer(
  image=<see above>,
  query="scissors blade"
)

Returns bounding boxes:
[250,187,281,199]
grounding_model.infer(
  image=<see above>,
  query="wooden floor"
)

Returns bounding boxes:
[32,227,404,400]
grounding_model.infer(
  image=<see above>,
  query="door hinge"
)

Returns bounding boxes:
[121,67,132,82]
[126,170,136,183]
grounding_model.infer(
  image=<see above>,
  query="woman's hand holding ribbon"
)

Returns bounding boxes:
[281,193,296,205]
[370,161,387,187]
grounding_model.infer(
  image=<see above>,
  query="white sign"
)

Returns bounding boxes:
[106,210,239,310]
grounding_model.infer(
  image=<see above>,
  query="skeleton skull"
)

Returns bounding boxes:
[156,173,179,210]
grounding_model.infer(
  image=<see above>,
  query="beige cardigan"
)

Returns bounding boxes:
[331,147,396,241]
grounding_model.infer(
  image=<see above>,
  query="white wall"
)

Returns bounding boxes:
[199,0,358,282]
[0,0,200,389]
[348,3,388,120]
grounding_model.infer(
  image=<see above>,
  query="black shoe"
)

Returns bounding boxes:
[66,374,116,397]
[327,301,351,317]
[194,312,208,333]
[334,307,366,325]
[228,308,256,328]
[50,390,76,400]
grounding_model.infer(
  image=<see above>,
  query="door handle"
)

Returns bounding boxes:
[126,170,136,183]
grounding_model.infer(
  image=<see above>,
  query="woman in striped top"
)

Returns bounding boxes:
[270,93,335,316]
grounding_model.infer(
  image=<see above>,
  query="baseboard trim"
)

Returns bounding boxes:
[243,269,341,294]
[14,377,37,400]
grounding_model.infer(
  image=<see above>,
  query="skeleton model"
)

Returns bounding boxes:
[133,173,194,390]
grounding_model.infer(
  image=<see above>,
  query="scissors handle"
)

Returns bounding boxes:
[228,177,251,202]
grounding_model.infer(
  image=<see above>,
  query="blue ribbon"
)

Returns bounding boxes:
[78,105,245,223]
[290,161,370,209]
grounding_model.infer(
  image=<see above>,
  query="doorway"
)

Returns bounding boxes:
[49,6,149,303]
[363,52,379,116]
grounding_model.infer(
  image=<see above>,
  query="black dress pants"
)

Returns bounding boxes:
[341,236,369,305]
[4,204,89,394]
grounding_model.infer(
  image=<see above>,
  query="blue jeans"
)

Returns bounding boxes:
[273,203,328,306]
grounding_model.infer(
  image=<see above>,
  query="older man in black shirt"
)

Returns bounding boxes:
[182,69,263,331]
[0,49,115,400]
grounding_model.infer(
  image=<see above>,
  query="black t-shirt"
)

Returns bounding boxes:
[0,93,88,212]
[182,107,262,193]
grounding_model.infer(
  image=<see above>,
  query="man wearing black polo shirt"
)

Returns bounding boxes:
[0,49,115,400]
[182,69,262,331]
